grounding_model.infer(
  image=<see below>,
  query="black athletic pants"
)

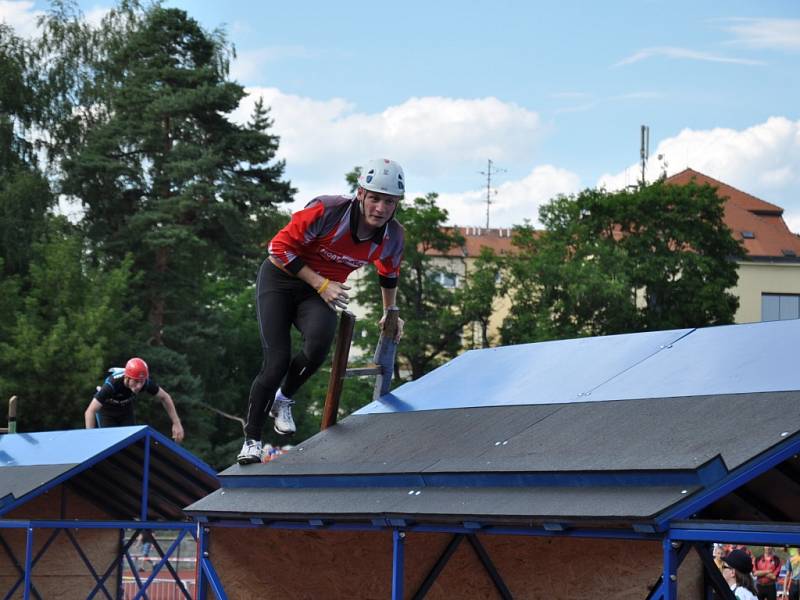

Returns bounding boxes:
[97,406,135,428]
[757,583,777,600]
[243,259,338,439]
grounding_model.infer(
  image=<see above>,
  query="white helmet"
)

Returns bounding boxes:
[358,158,405,196]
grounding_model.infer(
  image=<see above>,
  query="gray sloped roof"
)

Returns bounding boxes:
[186,320,800,530]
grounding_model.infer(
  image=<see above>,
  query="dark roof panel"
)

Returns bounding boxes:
[187,484,700,523]
[221,392,800,478]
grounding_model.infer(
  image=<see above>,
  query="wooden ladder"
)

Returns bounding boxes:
[320,308,399,431]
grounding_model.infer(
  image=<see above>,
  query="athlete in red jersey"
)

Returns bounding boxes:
[238,159,406,464]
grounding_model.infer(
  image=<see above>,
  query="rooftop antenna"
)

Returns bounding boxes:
[479,159,506,228]
[640,125,650,187]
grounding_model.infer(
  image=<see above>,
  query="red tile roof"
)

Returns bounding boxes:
[665,169,800,259]
[433,226,518,257]
[430,169,799,260]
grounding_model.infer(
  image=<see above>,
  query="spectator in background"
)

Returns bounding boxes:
[713,543,726,571]
[136,531,154,572]
[784,547,800,600]
[753,546,781,600]
[723,549,758,600]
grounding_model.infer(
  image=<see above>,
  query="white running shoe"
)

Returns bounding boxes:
[237,439,263,465]
[270,391,296,435]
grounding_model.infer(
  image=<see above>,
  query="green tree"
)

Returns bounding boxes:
[455,247,502,349]
[0,217,140,431]
[52,7,294,336]
[500,182,744,344]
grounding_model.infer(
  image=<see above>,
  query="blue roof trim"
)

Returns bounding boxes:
[220,461,724,490]
[0,426,147,467]
[145,427,220,481]
[671,521,800,546]
[655,433,800,528]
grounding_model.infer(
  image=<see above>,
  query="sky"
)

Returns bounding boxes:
[4,0,800,230]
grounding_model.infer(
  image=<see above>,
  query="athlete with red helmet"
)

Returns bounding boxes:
[84,357,185,442]
[237,158,406,464]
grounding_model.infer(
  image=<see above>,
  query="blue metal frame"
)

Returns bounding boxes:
[0,426,216,600]
[223,463,721,490]
[0,427,217,519]
[656,433,800,529]
[196,525,227,600]
[3,528,60,600]
[391,529,405,600]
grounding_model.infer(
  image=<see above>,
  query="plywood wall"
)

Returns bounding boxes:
[208,527,703,599]
[0,485,120,599]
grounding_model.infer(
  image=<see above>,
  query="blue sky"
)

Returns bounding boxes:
[6,1,800,229]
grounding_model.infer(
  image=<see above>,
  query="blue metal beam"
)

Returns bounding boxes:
[0,519,195,531]
[200,552,228,600]
[222,465,720,490]
[141,431,151,522]
[670,521,800,546]
[23,527,32,600]
[656,433,800,528]
[392,530,405,600]
[130,529,189,600]
[662,537,678,600]
[198,518,662,540]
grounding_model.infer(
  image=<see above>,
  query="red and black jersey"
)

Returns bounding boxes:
[269,195,404,288]
[94,368,160,409]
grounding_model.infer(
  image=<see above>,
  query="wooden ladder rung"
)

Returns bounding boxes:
[344,365,383,378]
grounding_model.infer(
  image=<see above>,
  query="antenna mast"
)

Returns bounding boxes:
[640,125,650,186]
[479,159,506,228]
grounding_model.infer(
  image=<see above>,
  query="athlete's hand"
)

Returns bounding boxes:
[320,281,350,310]
[172,421,185,444]
[379,312,404,342]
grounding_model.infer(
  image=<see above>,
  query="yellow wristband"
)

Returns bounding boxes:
[317,278,331,295]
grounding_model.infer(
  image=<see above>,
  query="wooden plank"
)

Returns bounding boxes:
[321,311,356,431]
[373,308,399,400]
[344,366,383,378]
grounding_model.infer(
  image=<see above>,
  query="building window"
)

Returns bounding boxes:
[433,271,459,288]
[761,293,800,321]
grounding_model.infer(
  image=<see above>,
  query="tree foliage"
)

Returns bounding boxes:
[353,192,468,380]
[501,182,744,344]
[0,217,140,430]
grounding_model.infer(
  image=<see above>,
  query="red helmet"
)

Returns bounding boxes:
[124,357,149,381]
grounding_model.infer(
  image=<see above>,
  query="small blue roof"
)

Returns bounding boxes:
[0,426,146,467]
[0,426,219,521]
[357,320,800,414]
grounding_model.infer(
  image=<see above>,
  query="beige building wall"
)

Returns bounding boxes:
[732,260,800,323]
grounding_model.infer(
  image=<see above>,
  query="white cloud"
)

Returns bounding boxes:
[597,117,800,232]
[230,88,581,225]
[614,46,764,67]
[233,88,547,209]
[0,0,41,37]
[721,18,800,50]
[436,165,582,228]
[235,89,542,172]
